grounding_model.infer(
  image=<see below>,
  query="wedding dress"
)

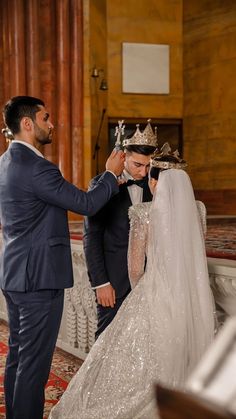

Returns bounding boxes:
[49,169,215,419]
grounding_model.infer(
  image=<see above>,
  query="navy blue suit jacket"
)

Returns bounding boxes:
[83,174,152,298]
[0,143,118,292]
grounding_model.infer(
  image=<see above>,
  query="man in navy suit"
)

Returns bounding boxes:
[83,121,158,338]
[0,95,124,419]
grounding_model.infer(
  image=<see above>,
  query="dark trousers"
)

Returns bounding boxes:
[2,289,64,419]
[95,288,131,339]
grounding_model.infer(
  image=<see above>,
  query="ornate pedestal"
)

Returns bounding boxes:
[208,257,236,321]
[56,240,97,359]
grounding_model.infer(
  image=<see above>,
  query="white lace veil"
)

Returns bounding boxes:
[144,169,214,386]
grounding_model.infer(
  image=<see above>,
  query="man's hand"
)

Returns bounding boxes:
[96,284,116,308]
[106,149,125,177]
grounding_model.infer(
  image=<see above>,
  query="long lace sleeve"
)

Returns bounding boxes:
[128,203,150,289]
[196,200,207,236]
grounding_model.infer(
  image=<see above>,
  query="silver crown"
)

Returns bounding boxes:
[150,142,187,170]
[122,119,158,148]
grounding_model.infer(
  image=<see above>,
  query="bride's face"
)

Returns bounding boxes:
[148,177,158,195]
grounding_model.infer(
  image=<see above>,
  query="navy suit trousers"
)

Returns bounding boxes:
[95,287,131,339]
[2,289,64,419]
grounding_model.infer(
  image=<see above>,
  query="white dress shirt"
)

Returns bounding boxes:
[122,169,143,205]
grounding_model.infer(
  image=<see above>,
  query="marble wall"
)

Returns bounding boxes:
[0,0,84,190]
[89,0,236,215]
[106,0,183,119]
[183,1,236,214]
[0,0,235,214]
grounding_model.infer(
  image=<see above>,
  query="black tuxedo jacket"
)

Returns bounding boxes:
[0,143,118,292]
[83,174,152,298]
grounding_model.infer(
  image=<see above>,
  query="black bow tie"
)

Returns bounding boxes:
[126,178,146,188]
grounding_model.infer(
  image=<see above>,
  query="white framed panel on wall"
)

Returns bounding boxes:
[122,42,170,94]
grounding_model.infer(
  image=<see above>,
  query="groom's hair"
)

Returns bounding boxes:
[3,96,45,135]
[124,144,156,156]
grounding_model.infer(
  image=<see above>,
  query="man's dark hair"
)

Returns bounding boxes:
[3,96,45,135]
[124,144,156,156]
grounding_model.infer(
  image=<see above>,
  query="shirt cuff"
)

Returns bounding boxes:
[92,282,111,290]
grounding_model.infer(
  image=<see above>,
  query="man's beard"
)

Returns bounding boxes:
[34,124,52,145]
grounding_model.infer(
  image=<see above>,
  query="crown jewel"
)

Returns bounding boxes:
[151,142,187,170]
[122,119,158,148]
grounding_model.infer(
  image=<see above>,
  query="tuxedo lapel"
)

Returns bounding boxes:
[119,183,133,206]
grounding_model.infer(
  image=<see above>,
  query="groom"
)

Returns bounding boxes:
[0,95,124,419]
[83,120,158,338]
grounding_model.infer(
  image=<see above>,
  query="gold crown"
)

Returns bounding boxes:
[150,142,187,169]
[122,119,158,148]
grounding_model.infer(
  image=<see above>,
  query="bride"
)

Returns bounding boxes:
[49,144,215,419]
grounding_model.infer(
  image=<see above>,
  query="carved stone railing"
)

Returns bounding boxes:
[0,231,236,360]
[208,257,236,322]
[0,233,97,360]
[56,240,97,359]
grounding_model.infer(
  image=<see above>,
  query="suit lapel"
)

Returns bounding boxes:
[119,184,132,206]
[142,179,152,202]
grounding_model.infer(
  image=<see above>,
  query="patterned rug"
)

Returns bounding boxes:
[205,218,236,260]
[0,320,83,419]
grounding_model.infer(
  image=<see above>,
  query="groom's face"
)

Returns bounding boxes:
[124,151,151,180]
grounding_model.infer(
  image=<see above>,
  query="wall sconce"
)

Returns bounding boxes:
[91,66,108,90]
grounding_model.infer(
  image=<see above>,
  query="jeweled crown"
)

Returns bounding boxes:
[151,142,187,169]
[122,119,158,148]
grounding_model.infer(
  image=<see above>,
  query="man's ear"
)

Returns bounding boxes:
[20,117,33,132]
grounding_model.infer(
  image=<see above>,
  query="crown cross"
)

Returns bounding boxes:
[114,120,125,150]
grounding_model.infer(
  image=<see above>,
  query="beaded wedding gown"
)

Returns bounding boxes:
[49,169,215,419]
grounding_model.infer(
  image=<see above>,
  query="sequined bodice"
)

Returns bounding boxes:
[128,202,151,288]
